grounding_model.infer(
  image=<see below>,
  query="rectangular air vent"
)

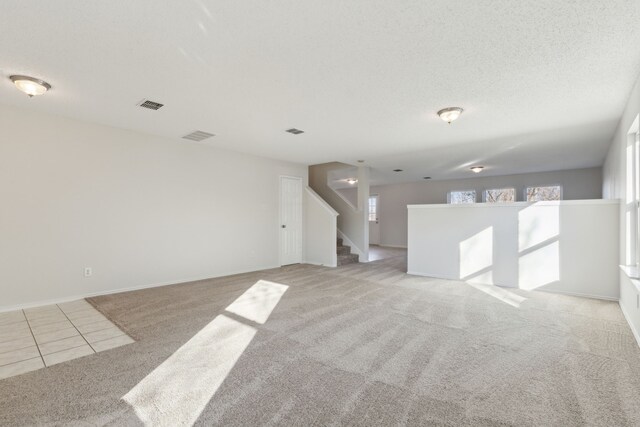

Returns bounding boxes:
[182,130,215,142]
[137,99,164,110]
[286,128,304,135]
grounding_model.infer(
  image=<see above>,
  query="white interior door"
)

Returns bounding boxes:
[369,194,380,245]
[280,176,303,265]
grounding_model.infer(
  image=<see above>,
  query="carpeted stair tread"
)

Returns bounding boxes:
[337,253,359,266]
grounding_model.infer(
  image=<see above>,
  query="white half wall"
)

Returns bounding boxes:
[0,104,307,311]
[408,200,619,300]
[342,167,602,248]
[304,187,338,267]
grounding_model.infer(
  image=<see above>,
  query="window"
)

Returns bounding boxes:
[368,195,378,221]
[525,186,562,201]
[448,190,476,204]
[625,131,640,265]
[484,188,515,203]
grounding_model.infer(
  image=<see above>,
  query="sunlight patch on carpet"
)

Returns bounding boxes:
[123,280,288,426]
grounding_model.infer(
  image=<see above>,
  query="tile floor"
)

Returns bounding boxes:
[0,299,134,380]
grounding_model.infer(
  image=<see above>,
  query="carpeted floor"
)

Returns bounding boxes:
[2,253,640,426]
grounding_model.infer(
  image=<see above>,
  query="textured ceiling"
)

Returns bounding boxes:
[1,1,640,182]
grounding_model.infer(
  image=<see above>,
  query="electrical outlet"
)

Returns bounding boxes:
[84,267,92,277]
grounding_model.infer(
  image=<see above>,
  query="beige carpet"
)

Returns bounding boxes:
[2,254,640,426]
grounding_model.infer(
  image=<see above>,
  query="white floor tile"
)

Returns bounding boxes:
[0,357,44,380]
[27,313,69,327]
[64,307,100,319]
[57,300,92,313]
[83,327,125,344]
[0,321,30,335]
[0,336,37,354]
[0,311,26,326]
[92,335,134,352]
[43,344,94,366]
[0,300,133,377]
[70,313,108,327]
[76,319,117,335]
[39,335,87,356]
[0,327,34,344]
[24,307,62,320]
[30,320,74,335]
[0,346,40,367]
[33,327,79,344]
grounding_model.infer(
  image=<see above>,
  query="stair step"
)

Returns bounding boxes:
[337,237,343,246]
[337,245,351,255]
[337,253,359,266]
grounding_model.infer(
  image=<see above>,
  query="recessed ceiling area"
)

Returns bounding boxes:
[1,1,640,182]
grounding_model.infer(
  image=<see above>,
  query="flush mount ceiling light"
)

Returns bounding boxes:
[346,178,358,185]
[10,75,51,97]
[470,166,484,173]
[423,176,432,180]
[437,107,463,124]
[393,169,403,172]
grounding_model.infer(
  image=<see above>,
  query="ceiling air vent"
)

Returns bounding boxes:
[137,99,164,110]
[285,128,304,135]
[182,130,215,142]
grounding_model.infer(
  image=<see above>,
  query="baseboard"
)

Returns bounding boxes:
[303,260,337,268]
[0,264,280,313]
[406,271,456,280]
[378,244,408,249]
[535,288,619,301]
[620,302,640,348]
[405,271,619,301]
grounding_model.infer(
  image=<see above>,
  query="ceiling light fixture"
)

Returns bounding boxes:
[470,166,484,173]
[423,177,432,180]
[393,169,403,172]
[437,107,463,124]
[346,178,358,185]
[10,75,51,97]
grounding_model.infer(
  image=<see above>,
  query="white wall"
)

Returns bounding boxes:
[304,187,338,267]
[352,167,602,248]
[602,71,640,343]
[408,200,619,300]
[0,104,307,310]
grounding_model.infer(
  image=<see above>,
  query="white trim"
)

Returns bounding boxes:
[305,187,339,216]
[620,302,640,347]
[337,229,367,262]
[0,264,280,313]
[303,260,335,268]
[534,288,618,301]
[407,270,619,301]
[379,244,407,249]
[408,199,619,209]
[406,271,452,279]
[331,186,359,211]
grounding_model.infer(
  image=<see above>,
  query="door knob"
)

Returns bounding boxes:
[281,225,286,228]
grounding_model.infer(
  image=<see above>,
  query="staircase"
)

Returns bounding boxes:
[337,238,359,266]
